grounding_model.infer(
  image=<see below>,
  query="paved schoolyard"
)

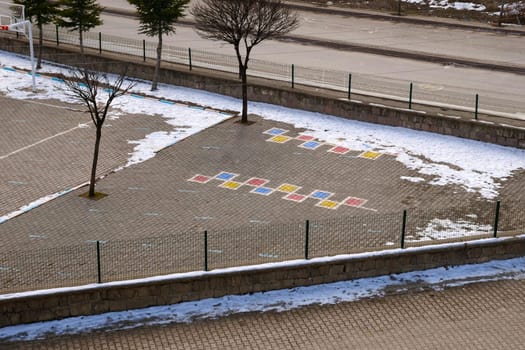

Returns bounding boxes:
[1,93,524,292]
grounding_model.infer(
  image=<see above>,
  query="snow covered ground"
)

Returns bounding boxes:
[1,50,525,239]
[0,255,524,342]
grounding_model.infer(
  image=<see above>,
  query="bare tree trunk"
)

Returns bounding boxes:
[152,32,162,91]
[241,66,248,123]
[89,126,102,197]
[37,23,43,69]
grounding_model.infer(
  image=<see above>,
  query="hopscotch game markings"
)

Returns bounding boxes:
[188,171,373,211]
[263,128,383,159]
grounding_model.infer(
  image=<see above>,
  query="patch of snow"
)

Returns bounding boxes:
[0,256,524,342]
[411,218,492,241]
[400,176,426,183]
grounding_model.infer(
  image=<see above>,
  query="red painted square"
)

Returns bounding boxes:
[189,174,211,183]
[296,135,314,141]
[330,146,350,154]
[284,193,306,202]
[344,197,366,207]
[245,178,268,186]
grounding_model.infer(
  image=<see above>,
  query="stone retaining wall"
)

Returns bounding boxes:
[1,36,525,149]
[1,236,525,327]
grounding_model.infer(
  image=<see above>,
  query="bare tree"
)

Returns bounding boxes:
[63,65,135,198]
[192,0,299,123]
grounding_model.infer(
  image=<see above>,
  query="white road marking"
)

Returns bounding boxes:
[0,124,87,160]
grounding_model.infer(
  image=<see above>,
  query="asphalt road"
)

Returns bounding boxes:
[91,0,525,118]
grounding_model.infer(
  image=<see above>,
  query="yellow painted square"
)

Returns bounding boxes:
[277,184,300,193]
[360,151,382,160]
[268,135,291,143]
[221,181,242,190]
[318,200,339,209]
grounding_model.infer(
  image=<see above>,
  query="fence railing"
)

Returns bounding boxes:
[0,200,523,294]
[2,24,523,118]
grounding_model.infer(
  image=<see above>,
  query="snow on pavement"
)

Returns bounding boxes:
[0,256,524,342]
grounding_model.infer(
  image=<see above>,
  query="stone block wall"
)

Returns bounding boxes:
[1,35,524,149]
[1,236,524,327]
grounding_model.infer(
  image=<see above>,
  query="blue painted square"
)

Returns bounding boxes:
[311,191,332,200]
[216,172,236,181]
[301,141,321,149]
[3,67,16,72]
[131,94,145,99]
[266,128,287,135]
[159,99,175,105]
[252,187,273,195]
[51,77,64,83]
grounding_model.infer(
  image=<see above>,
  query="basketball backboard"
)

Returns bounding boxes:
[0,1,25,33]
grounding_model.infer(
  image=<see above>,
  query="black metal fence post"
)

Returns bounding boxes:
[291,64,295,88]
[347,73,352,100]
[475,94,479,120]
[305,220,310,260]
[98,32,102,54]
[408,82,413,109]
[493,200,501,238]
[96,240,102,283]
[55,25,59,46]
[188,48,192,70]
[204,230,208,271]
[401,210,407,248]
[142,39,146,62]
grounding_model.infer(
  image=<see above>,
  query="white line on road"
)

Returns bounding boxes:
[0,124,88,160]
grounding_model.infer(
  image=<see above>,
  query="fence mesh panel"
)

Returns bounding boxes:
[498,200,525,237]
[100,232,202,283]
[208,222,304,270]
[309,212,402,257]
[404,202,496,247]
[0,243,96,294]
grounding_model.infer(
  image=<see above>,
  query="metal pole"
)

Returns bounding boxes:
[408,82,413,109]
[291,64,295,88]
[188,48,192,70]
[142,39,146,62]
[475,94,479,120]
[98,32,102,54]
[56,25,59,46]
[398,0,402,15]
[305,220,310,260]
[96,240,102,283]
[493,200,501,238]
[26,22,36,92]
[347,73,352,100]
[204,230,208,271]
[401,210,407,248]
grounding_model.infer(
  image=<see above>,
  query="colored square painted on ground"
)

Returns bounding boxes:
[296,134,315,141]
[299,141,322,150]
[329,146,351,155]
[251,187,274,196]
[220,181,242,190]
[188,174,211,183]
[316,200,340,209]
[283,193,307,202]
[309,190,333,200]
[244,177,269,187]
[360,151,382,160]
[215,172,238,181]
[263,128,288,136]
[343,197,367,207]
[277,184,301,193]
[267,135,292,143]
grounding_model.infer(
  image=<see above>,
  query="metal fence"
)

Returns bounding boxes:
[0,200,523,294]
[2,24,522,117]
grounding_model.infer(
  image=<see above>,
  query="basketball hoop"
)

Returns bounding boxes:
[0,1,35,92]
